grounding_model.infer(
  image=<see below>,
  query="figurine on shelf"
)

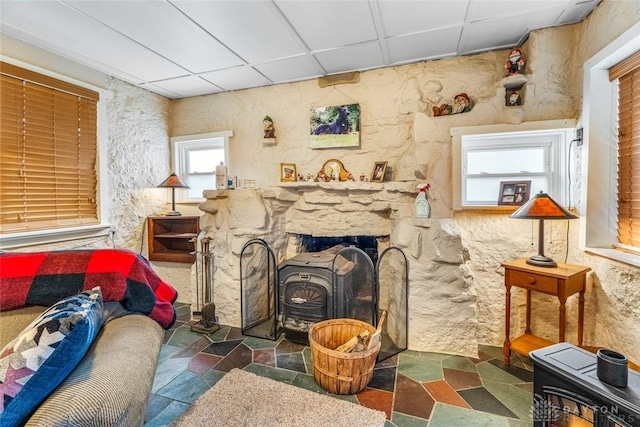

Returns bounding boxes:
[508,90,522,106]
[263,115,276,139]
[505,48,525,75]
[433,93,473,116]
[297,173,305,181]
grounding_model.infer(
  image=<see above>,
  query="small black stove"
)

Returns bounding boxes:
[530,343,640,426]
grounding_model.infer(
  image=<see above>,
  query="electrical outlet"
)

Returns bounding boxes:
[576,128,583,146]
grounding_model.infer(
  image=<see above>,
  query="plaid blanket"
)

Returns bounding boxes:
[0,249,178,329]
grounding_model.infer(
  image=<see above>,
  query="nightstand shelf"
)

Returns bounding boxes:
[147,216,199,263]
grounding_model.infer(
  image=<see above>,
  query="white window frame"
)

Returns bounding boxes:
[0,56,111,250]
[452,120,576,210]
[171,131,232,203]
[581,20,640,267]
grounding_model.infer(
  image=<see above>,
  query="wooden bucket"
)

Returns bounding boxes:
[309,318,381,395]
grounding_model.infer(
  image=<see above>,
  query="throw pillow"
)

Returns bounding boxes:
[0,287,104,426]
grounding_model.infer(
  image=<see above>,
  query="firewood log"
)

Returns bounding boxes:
[335,330,371,352]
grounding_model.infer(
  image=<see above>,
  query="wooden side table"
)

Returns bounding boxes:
[502,258,591,366]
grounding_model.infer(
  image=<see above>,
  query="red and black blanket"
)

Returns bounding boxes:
[0,249,178,329]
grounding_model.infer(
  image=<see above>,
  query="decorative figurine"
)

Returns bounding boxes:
[505,48,525,75]
[263,115,275,139]
[508,90,522,106]
[433,93,473,116]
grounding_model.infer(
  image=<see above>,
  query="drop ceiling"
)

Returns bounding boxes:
[0,0,601,99]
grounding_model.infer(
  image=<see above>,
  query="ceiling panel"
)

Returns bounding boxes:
[314,42,385,75]
[200,66,272,91]
[254,55,324,84]
[387,26,464,64]
[172,0,306,64]
[0,0,187,82]
[377,0,469,37]
[276,0,378,51]
[66,0,243,73]
[145,75,223,98]
[0,0,602,99]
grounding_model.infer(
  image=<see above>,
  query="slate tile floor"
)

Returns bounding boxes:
[144,303,535,426]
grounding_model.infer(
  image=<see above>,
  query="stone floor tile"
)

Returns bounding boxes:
[275,339,307,354]
[356,387,394,419]
[393,374,435,420]
[276,351,306,373]
[253,348,276,366]
[156,370,210,404]
[173,336,213,358]
[483,380,534,421]
[390,411,429,427]
[423,379,471,409]
[242,336,278,350]
[144,401,189,427]
[476,361,523,384]
[187,352,222,375]
[457,386,518,418]
[289,372,328,394]
[488,358,534,382]
[428,402,513,427]
[443,367,483,391]
[368,366,397,392]
[243,363,297,383]
[397,353,443,383]
[441,355,479,372]
[212,343,253,372]
[201,338,243,356]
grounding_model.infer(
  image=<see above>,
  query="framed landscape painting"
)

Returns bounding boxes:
[309,103,360,149]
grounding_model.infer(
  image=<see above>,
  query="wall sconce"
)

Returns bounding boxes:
[157,173,189,216]
[510,191,578,267]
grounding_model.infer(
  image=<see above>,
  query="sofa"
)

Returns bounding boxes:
[0,305,165,426]
[0,249,177,426]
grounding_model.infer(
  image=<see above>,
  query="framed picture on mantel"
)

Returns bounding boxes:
[498,180,530,206]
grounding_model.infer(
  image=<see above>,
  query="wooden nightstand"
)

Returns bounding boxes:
[147,216,199,263]
[502,258,591,366]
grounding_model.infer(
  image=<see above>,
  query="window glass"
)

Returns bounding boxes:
[171,131,232,202]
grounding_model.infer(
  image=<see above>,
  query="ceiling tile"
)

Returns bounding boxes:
[468,0,569,22]
[276,0,378,51]
[66,0,243,73]
[386,26,463,65]
[172,0,306,64]
[314,42,384,75]
[377,0,469,37]
[459,17,528,54]
[145,75,223,99]
[557,1,600,25]
[199,66,272,91]
[0,1,187,82]
[254,55,324,84]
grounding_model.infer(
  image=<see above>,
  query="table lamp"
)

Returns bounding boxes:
[510,191,578,267]
[157,173,189,216]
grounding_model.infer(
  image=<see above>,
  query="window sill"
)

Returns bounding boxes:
[0,224,112,250]
[584,247,640,268]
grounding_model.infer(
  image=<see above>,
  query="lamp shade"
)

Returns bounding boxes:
[510,191,577,267]
[156,173,189,189]
[156,173,189,216]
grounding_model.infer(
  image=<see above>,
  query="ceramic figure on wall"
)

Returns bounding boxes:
[505,48,525,75]
[507,90,522,106]
[433,93,473,116]
[263,115,276,139]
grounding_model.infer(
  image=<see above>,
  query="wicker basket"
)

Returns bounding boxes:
[309,318,381,395]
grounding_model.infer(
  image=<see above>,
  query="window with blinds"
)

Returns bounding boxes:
[611,51,640,251]
[0,62,99,234]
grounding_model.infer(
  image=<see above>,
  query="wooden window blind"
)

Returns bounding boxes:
[615,55,640,249]
[0,62,99,233]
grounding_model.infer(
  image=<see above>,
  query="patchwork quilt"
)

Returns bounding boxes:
[0,249,178,329]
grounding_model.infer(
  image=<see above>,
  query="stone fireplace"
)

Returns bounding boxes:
[196,181,479,357]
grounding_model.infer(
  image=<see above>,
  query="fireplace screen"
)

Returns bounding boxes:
[240,239,281,340]
[376,246,408,362]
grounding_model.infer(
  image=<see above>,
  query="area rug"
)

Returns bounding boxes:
[171,368,386,427]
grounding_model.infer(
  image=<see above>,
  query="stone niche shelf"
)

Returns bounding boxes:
[501,74,528,106]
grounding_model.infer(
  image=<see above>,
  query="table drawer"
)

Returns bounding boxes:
[508,269,558,294]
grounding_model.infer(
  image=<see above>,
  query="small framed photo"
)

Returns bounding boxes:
[371,161,388,183]
[498,180,531,206]
[243,179,255,189]
[280,163,297,182]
